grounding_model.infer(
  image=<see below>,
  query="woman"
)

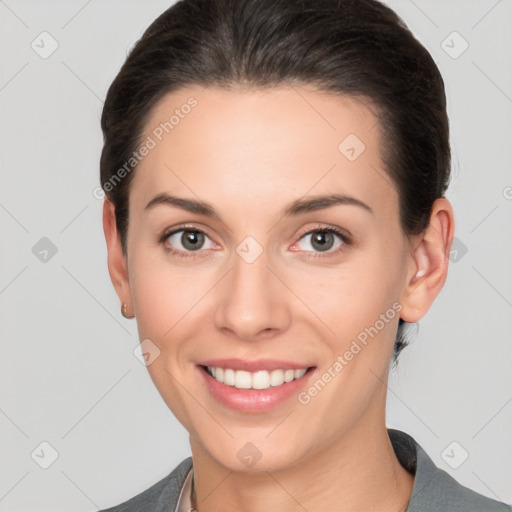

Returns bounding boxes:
[98,0,511,510]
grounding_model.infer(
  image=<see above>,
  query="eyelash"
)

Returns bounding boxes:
[159,224,352,259]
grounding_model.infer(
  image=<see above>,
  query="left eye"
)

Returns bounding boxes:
[294,228,348,254]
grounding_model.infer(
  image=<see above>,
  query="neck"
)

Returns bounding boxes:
[189,416,414,512]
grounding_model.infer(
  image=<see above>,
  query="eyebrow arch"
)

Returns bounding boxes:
[145,193,219,218]
[144,192,373,218]
[282,193,373,217]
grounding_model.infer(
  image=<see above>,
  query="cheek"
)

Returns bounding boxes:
[297,255,402,375]
[295,257,397,332]
[128,249,215,342]
[127,247,174,340]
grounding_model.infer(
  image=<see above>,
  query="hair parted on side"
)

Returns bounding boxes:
[100,0,451,364]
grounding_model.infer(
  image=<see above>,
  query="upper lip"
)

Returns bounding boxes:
[197,358,314,372]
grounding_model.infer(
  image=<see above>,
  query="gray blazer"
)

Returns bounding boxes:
[100,429,511,512]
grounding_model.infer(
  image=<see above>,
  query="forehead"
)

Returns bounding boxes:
[130,84,397,221]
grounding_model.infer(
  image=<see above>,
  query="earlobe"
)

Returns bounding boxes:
[102,199,132,313]
[399,198,455,323]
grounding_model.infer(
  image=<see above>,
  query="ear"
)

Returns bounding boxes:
[102,199,133,315]
[399,198,455,323]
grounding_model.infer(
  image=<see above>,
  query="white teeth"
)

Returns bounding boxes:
[206,366,309,389]
[224,368,235,386]
[284,369,295,382]
[252,371,270,390]
[235,370,252,389]
[294,368,307,379]
[269,369,284,386]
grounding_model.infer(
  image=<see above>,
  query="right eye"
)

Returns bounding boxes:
[160,225,218,257]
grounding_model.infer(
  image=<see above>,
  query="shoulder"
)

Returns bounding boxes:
[411,445,511,512]
[99,457,193,512]
[388,429,511,512]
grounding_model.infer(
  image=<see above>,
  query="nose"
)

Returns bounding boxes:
[214,246,291,342]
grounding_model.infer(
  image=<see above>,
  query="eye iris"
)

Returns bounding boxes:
[182,231,204,251]
[311,231,334,252]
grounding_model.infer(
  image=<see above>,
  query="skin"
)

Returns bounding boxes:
[103,84,454,512]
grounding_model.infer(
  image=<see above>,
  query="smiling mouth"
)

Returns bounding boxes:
[201,365,315,390]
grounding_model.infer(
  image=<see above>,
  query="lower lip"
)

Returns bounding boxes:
[197,365,316,413]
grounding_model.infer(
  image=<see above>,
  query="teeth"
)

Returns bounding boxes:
[252,371,270,390]
[236,370,252,389]
[269,369,284,386]
[206,366,308,389]
[224,368,235,386]
[284,369,295,382]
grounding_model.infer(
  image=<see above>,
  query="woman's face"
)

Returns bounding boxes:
[118,84,417,471]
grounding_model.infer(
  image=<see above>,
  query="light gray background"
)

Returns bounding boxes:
[0,0,511,510]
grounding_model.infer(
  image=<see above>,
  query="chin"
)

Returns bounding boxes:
[196,435,309,474]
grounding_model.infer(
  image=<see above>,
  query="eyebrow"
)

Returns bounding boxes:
[144,192,373,218]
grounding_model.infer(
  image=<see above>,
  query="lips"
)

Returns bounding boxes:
[196,358,316,413]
